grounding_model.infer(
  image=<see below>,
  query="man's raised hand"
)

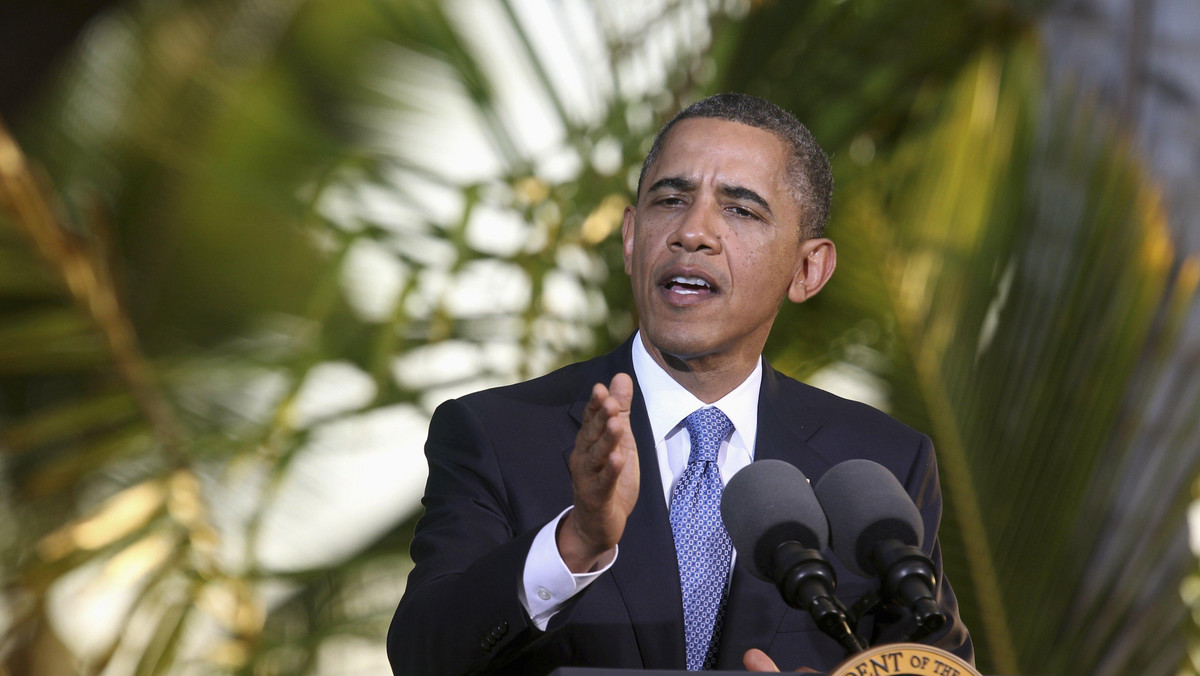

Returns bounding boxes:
[557,373,639,574]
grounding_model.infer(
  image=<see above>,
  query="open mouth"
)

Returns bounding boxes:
[664,275,714,295]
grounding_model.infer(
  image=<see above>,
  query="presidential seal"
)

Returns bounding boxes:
[832,643,980,676]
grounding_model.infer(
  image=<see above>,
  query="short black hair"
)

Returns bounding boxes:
[636,93,833,238]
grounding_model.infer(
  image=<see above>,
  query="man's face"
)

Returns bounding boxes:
[622,117,830,367]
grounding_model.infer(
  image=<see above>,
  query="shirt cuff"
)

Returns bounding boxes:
[519,506,618,631]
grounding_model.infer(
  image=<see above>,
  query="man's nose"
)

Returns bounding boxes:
[671,200,722,253]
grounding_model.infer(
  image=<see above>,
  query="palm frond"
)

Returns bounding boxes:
[767,40,1199,675]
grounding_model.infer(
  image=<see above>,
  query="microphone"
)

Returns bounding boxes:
[813,459,947,637]
[721,459,866,655]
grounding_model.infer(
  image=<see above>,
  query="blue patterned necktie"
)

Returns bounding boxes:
[670,407,734,671]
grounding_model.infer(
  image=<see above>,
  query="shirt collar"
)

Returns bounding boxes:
[630,331,761,452]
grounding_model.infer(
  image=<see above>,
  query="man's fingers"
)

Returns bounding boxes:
[742,649,816,673]
[608,373,634,410]
[588,381,611,409]
[572,407,616,480]
[580,373,633,446]
[585,381,608,407]
[582,384,622,440]
[601,416,628,467]
[743,649,780,672]
[572,374,637,495]
[584,417,625,477]
[580,383,610,436]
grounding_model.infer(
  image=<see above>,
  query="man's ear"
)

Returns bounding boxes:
[621,205,636,275]
[787,238,836,303]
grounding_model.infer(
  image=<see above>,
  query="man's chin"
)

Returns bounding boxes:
[638,330,715,366]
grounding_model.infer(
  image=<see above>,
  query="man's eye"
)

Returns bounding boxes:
[728,205,756,219]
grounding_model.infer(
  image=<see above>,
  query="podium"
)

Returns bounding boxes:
[548,643,982,676]
[551,670,754,675]
[551,671,751,675]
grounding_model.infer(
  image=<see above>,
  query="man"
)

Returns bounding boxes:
[387,93,972,674]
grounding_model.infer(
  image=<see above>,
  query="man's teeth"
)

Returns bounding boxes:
[669,276,711,295]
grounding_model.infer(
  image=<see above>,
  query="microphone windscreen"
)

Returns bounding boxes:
[813,459,923,577]
[720,459,829,581]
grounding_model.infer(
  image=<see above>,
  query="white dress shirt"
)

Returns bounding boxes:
[519,331,761,629]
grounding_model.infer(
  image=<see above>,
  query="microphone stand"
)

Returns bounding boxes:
[872,540,947,638]
[772,542,868,656]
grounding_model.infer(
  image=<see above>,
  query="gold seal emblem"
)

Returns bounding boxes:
[832,643,980,676]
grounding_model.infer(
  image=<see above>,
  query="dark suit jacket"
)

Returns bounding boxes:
[387,338,972,674]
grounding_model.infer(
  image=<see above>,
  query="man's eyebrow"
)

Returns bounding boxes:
[645,176,696,194]
[720,184,773,215]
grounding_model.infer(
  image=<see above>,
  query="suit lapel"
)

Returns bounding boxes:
[752,361,837,476]
[716,362,837,668]
[566,339,686,669]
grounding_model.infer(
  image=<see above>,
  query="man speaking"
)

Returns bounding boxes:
[387,93,972,673]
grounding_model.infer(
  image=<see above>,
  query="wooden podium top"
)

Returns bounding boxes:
[548,642,986,676]
[549,670,756,675]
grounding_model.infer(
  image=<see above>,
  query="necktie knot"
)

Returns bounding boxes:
[684,407,733,465]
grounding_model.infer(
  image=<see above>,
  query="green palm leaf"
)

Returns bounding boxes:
[766,41,1199,676]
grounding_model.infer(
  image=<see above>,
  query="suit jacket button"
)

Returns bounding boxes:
[480,640,490,651]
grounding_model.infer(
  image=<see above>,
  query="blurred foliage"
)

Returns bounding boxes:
[1,0,1198,675]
